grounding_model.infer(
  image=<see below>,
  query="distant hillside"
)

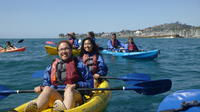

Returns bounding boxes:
[114,22,200,38]
[59,22,200,38]
[118,22,200,38]
[144,22,194,32]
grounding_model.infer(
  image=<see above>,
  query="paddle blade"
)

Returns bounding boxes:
[17,39,24,43]
[45,41,56,45]
[134,79,172,95]
[0,85,10,100]
[125,73,151,85]
[32,70,45,78]
[124,73,151,81]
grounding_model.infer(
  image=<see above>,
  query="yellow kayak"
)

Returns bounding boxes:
[14,80,111,112]
[44,45,80,56]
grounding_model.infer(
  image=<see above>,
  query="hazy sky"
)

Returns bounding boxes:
[0,0,199,38]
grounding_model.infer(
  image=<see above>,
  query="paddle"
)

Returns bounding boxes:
[0,85,35,100]
[17,39,24,43]
[0,79,171,100]
[100,73,151,81]
[32,70,151,82]
[79,79,171,95]
[4,39,24,47]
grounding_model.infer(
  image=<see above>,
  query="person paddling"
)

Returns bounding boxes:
[67,32,79,49]
[24,40,93,112]
[0,45,4,51]
[5,41,17,50]
[87,31,96,42]
[126,37,139,52]
[80,38,108,88]
[107,33,125,51]
[86,31,105,50]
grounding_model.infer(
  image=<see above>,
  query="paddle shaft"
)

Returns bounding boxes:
[0,86,142,95]
[0,90,35,94]
[3,79,170,93]
[0,79,171,99]
[3,79,170,95]
[78,86,143,91]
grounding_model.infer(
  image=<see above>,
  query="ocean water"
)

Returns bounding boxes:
[0,38,200,112]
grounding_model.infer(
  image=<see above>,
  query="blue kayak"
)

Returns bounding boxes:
[157,89,200,112]
[100,49,159,59]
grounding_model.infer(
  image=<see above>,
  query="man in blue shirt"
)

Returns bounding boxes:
[107,33,125,50]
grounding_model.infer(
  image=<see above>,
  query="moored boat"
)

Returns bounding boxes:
[100,49,159,59]
[14,80,111,112]
[157,89,200,112]
[0,47,26,53]
[44,45,80,56]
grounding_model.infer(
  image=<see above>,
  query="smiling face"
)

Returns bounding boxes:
[84,40,93,53]
[57,42,72,61]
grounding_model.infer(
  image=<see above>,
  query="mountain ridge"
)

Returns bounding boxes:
[59,22,200,38]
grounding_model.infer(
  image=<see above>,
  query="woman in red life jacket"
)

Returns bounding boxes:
[80,38,108,88]
[126,37,139,52]
[24,40,93,112]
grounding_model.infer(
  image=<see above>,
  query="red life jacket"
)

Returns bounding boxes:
[128,42,138,51]
[50,58,79,85]
[82,54,98,74]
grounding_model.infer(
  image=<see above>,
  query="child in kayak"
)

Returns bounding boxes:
[125,37,139,52]
[107,33,125,52]
[67,32,79,49]
[24,40,93,112]
[80,38,108,88]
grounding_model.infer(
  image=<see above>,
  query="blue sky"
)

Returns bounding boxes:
[0,0,199,38]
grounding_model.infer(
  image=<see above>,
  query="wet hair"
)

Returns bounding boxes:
[88,31,95,37]
[128,37,134,44]
[6,41,11,45]
[6,41,14,47]
[112,33,116,36]
[128,37,133,41]
[56,40,72,51]
[80,37,99,57]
